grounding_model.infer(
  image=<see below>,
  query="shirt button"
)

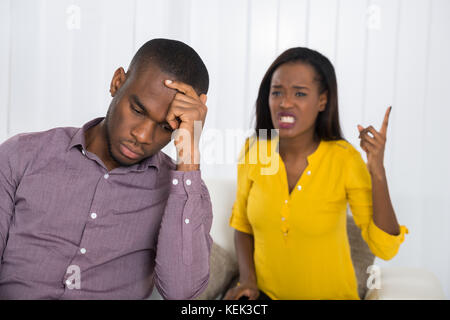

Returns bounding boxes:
[81,149,86,156]
[297,185,302,191]
[80,248,87,254]
[184,218,190,224]
[307,170,311,175]
[172,178,179,185]
[285,200,288,204]
[186,179,192,186]
[104,173,109,179]
[90,213,97,219]
[281,217,285,221]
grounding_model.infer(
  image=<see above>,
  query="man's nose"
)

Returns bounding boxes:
[131,121,156,145]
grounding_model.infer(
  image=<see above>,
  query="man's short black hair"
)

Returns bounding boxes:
[127,38,209,95]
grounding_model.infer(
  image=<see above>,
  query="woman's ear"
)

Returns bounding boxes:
[318,91,328,112]
[109,67,127,97]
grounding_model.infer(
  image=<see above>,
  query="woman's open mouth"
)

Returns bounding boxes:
[277,112,296,129]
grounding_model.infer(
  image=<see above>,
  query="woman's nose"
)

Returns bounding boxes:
[280,96,294,108]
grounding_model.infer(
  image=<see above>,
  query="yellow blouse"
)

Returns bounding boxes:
[229,136,409,300]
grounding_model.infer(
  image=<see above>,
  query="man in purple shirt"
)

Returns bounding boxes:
[0,38,213,299]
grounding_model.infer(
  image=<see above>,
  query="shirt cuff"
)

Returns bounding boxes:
[369,219,409,246]
[169,170,203,195]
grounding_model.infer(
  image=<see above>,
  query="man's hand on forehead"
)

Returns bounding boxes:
[163,79,207,169]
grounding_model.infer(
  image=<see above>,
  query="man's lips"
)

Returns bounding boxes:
[119,143,143,160]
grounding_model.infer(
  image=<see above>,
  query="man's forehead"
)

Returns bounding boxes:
[131,67,174,98]
[126,67,176,122]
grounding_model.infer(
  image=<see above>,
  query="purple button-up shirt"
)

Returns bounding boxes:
[0,117,213,299]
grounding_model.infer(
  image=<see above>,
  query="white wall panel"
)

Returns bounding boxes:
[135,0,191,47]
[363,0,400,133]
[380,0,431,270]
[421,0,450,298]
[335,0,369,149]
[9,0,47,136]
[277,0,308,53]
[245,0,279,129]
[0,0,11,142]
[68,0,135,127]
[307,0,339,63]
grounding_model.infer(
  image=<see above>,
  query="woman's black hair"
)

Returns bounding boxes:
[254,47,344,141]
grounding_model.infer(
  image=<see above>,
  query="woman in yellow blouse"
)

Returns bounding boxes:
[224,47,408,300]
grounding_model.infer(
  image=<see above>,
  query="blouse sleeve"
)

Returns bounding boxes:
[229,139,254,235]
[345,147,409,261]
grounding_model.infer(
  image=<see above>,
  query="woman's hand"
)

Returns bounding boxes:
[223,282,260,300]
[357,106,392,179]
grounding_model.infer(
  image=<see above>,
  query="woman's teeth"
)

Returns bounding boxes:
[280,116,295,123]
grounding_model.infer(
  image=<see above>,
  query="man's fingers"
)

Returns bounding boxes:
[172,92,199,104]
[380,106,392,135]
[200,94,207,105]
[165,79,198,99]
[166,108,182,130]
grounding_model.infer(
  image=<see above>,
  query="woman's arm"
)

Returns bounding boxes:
[358,106,400,236]
[235,230,257,285]
[223,230,259,300]
[370,169,400,235]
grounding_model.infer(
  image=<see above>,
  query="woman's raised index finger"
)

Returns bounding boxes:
[380,106,392,135]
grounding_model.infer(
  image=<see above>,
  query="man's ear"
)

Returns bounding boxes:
[318,91,328,112]
[109,67,127,97]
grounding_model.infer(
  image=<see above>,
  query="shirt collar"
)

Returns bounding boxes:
[66,117,160,172]
[271,134,325,164]
[67,117,104,152]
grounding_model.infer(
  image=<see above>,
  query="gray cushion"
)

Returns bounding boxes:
[347,213,375,299]
[195,242,238,300]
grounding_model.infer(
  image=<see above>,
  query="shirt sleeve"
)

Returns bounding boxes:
[229,140,254,235]
[0,135,23,261]
[154,170,213,300]
[345,148,409,261]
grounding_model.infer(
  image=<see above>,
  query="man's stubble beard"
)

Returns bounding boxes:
[104,108,134,168]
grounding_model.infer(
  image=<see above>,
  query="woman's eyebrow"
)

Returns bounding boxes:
[292,85,309,90]
[271,85,309,90]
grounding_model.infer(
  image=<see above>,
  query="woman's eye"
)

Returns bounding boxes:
[271,91,281,97]
[295,92,306,97]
